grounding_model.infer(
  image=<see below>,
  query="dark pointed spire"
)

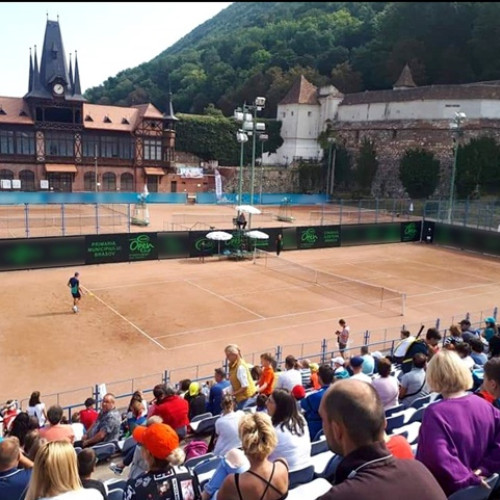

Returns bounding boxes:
[394,63,416,90]
[68,52,74,93]
[28,48,33,93]
[73,50,82,95]
[163,74,178,124]
[33,45,40,91]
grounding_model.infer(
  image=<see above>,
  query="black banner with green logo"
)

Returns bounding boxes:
[85,234,128,264]
[433,223,500,255]
[296,225,341,249]
[401,221,422,242]
[282,227,298,250]
[0,236,85,271]
[128,233,158,261]
[341,223,401,246]
[158,232,190,259]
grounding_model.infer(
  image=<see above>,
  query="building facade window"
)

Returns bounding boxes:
[48,173,72,192]
[143,139,162,161]
[16,131,35,155]
[82,135,133,159]
[121,172,134,191]
[0,130,14,154]
[45,131,74,157]
[82,135,100,158]
[19,169,35,191]
[102,172,116,191]
[0,169,14,179]
[84,171,96,191]
[146,176,159,193]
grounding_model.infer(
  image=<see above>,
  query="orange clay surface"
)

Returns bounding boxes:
[1,231,500,407]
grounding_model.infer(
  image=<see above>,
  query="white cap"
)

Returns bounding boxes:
[332,356,345,366]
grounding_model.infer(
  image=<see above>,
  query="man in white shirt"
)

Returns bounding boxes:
[335,319,350,359]
[393,330,415,363]
[349,356,373,384]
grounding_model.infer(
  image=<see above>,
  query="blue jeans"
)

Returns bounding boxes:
[236,396,257,411]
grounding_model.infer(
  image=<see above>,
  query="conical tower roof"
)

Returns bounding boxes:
[393,64,417,90]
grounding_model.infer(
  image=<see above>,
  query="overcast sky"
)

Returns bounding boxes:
[0,2,233,97]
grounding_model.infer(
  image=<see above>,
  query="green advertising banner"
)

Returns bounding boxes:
[296,225,341,249]
[434,223,500,256]
[341,223,401,246]
[0,236,85,271]
[282,227,298,250]
[128,233,158,261]
[158,232,190,259]
[85,234,128,264]
[400,221,422,242]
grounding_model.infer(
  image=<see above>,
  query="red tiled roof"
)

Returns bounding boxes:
[82,103,139,131]
[133,103,164,120]
[280,75,318,105]
[0,97,34,125]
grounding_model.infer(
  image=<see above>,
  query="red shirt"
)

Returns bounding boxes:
[80,407,99,431]
[386,434,414,460]
[151,395,189,430]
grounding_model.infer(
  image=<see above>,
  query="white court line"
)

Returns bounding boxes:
[406,281,500,299]
[184,279,265,319]
[81,286,166,351]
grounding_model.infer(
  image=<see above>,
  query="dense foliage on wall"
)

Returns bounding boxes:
[84,2,500,121]
[356,138,378,195]
[399,149,441,199]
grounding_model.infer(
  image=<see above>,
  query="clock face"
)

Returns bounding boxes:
[53,83,65,95]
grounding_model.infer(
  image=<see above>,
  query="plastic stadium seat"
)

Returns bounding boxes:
[447,473,498,500]
[313,429,325,441]
[410,394,431,409]
[315,454,342,481]
[289,465,315,489]
[385,413,406,434]
[104,479,127,491]
[385,403,406,418]
[107,488,124,500]
[190,412,213,423]
[184,452,215,470]
[406,406,427,425]
[310,438,329,456]
[391,421,421,445]
[192,455,222,489]
[287,478,332,499]
[190,415,219,435]
[311,450,335,476]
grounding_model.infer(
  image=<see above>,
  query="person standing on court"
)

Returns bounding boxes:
[67,271,82,313]
[335,319,350,359]
[276,233,283,256]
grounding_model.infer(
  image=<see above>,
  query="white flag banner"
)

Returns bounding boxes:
[214,169,223,200]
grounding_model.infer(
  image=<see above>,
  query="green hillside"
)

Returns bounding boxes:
[84,2,500,118]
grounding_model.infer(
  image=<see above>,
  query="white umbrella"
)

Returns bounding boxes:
[245,230,269,262]
[206,231,233,255]
[235,205,261,215]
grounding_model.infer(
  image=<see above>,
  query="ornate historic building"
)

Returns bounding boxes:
[270,65,500,196]
[0,19,180,193]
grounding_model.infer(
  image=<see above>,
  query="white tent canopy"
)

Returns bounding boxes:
[235,205,261,215]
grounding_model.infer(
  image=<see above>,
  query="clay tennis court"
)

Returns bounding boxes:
[2,235,500,407]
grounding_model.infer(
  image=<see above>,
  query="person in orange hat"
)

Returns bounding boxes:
[125,422,200,499]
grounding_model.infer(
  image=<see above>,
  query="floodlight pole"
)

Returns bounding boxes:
[447,112,466,224]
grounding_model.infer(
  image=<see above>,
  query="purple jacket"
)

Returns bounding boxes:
[416,394,500,495]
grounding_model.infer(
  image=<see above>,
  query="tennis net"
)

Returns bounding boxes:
[254,249,405,316]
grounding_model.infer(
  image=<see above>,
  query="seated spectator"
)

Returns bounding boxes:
[150,384,189,439]
[80,393,121,448]
[23,430,45,462]
[25,441,101,500]
[256,352,276,397]
[392,329,415,363]
[255,394,268,413]
[207,368,231,416]
[331,357,350,380]
[401,327,442,374]
[455,342,475,370]
[236,212,247,230]
[459,318,479,344]
[372,357,399,410]
[185,382,207,421]
[348,356,372,384]
[77,448,108,499]
[0,436,32,500]
[360,346,375,376]
[178,379,192,399]
[443,323,463,348]
[125,422,199,499]
[399,353,429,408]
[213,394,244,457]
[291,385,306,411]
[476,357,500,409]
[1,400,20,435]
[275,355,302,392]
[224,344,256,410]
[70,413,85,442]
[301,364,334,441]
[201,447,249,500]
[309,363,321,390]
[217,412,289,500]
[316,380,446,499]
[39,405,75,444]
[482,316,498,343]
[470,337,488,366]
[125,399,147,435]
[250,365,262,385]
[416,350,500,496]
[7,412,38,449]
[299,359,312,388]
[489,330,500,358]
[26,391,47,428]
[80,398,98,432]
[267,389,311,471]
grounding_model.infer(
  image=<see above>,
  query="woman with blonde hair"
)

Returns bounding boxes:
[25,440,102,500]
[218,412,289,500]
[416,350,500,496]
[224,344,256,410]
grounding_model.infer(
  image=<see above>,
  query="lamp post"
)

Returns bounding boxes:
[326,137,336,196]
[236,130,248,204]
[94,143,99,192]
[259,133,269,204]
[448,111,466,224]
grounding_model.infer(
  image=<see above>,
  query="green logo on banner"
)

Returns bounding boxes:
[404,222,418,240]
[195,238,215,251]
[6,244,43,265]
[130,234,154,256]
[301,228,318,244]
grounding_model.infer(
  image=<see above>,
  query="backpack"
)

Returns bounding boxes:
[401,339,428,374]
[184,440,208,460]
